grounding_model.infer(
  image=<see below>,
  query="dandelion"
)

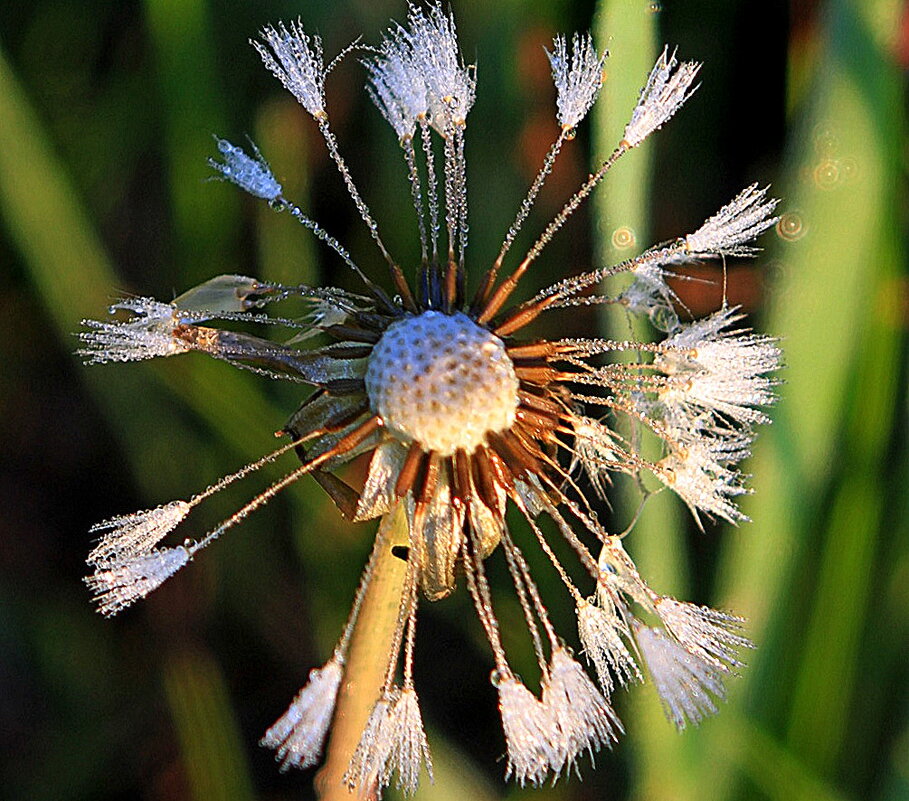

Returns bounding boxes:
[81,3,780,795]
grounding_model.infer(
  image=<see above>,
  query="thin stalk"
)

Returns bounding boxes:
[316,503,411,801]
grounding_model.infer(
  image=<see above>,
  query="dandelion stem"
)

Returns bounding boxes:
[316,503,411,801]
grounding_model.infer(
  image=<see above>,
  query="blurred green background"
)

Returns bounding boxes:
[1,0,907,800]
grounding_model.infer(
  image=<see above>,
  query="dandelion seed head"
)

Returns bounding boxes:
[365,311,519,456]
[82,4,781,793]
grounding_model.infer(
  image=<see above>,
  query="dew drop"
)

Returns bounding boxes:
[648,1,663,12]
[650,305,679,333]
[776,211,806,241]
[839,157,859,183]
[611,226,636,250]
[813,159,840,190]
[813,124,839,157]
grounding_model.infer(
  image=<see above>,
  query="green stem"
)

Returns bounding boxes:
[316,503,410,800]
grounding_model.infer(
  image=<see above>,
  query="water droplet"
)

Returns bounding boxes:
[813,124,839,157]
[776,212,806,241]
[813,159,840,190]
[648,1,663,12]
[839,157,859,183]
[611,226,636,250]
[650,305,679,332]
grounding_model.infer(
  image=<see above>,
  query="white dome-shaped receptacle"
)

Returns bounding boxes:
[365,311,520,456]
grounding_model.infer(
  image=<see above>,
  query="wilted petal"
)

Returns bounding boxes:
[355,440,409,521]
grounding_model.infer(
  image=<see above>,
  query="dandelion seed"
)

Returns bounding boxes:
[87,500,190,566]
[344,691,397,793]
[577,599,642,693]
[635,624,727,729]
[546,33,608,129]
[657,308,782,429]
[365,37,428,141]
[385,687,433,795]
[209,137,283,201]
[78,298,187,364]
[655,598,753,671]
[685,184,780,257]
[623,46,701,147]
[254,21,327,118]
[657,433,752,525]
[404,2,474,130]
[85,547,189,617]
[542,647,622,774]
[497,674,557,787]
[82,4,780,794]
[261,656,344,771]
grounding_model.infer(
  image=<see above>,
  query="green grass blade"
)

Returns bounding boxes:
[593,3,698,799]
[702,0,905,797]
[163,649,257,801]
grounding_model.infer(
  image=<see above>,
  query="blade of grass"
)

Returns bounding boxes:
[255,98,319,288]
[164,648,257,801]
[593,2,697,799]
[144,0,238,286]
[784,12,904,773]
[702,0,904,797]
